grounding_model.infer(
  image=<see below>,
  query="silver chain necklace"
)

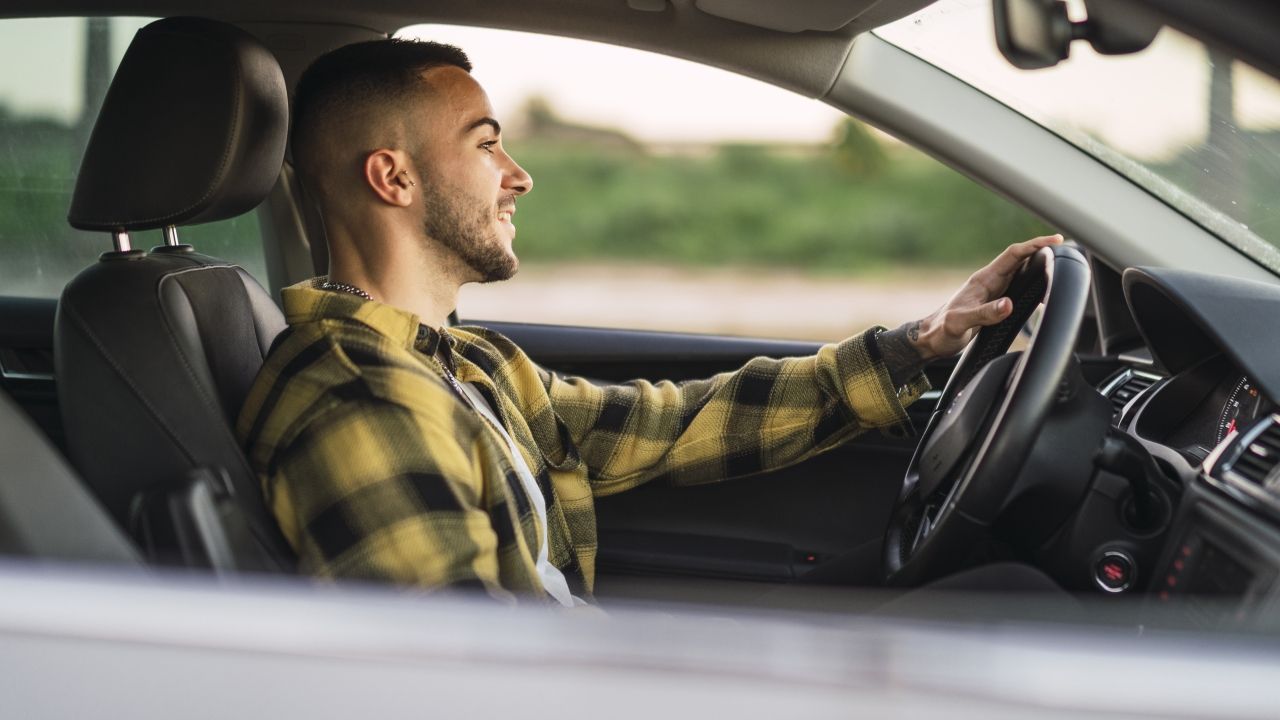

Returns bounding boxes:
[321,279,471,409]
[443,369,481,415]
[319,277,472,408]
[320,280,373,301]
[433,341,474,404]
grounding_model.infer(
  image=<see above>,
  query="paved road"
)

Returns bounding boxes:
[458,263,969,341]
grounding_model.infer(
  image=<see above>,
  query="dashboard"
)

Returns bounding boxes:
[1091,267,1280,629]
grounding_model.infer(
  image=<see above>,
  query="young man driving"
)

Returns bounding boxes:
[237,39,1061,606]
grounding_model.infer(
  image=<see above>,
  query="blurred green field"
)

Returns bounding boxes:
[0,113,1052,297]
[0,115,267,296]
[506,130,1051,276]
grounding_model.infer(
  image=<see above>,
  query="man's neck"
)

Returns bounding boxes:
[332,268,458,330]
[325,221,462,330]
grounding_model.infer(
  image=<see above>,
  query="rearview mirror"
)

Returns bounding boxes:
[993,0,1162,70]
[993,0,1074,69]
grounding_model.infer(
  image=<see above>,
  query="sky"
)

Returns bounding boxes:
[2,4,1280,159]
[877,0,1280,161]
[0,17,142,123]
[0,16,847,145]
[394,23,848,144]
[402,2,1280,161]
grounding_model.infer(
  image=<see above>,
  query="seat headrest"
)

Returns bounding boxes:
[68,17,288,232]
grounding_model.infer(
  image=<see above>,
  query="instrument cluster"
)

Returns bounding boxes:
[1135,357,1275,464]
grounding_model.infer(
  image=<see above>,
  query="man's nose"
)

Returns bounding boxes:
[504,155,533,196]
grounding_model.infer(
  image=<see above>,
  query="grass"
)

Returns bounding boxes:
[507,140,1051,276]
[0,117,1051,297]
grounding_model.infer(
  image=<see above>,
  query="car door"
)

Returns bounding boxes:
[0,15,1034,603]
[471,319,951,598]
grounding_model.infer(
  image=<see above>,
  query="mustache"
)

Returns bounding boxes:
[497,195,517,212]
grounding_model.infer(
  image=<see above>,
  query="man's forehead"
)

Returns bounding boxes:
[416,65,496,131]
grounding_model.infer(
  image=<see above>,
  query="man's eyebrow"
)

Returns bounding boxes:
[464,116,501,136]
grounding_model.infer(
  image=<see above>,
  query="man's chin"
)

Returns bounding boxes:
[492,260,519,283]
[475,253,518,284]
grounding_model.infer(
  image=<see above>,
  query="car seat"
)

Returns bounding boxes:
[55,17,295,573]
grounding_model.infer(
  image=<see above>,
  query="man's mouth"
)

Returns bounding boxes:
[497,196,517,227]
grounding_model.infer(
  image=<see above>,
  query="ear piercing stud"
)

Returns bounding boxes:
[400,170,416,187]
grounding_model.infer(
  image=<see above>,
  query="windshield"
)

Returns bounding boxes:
[877,0,1280,275]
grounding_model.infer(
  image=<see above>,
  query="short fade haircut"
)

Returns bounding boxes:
[291,38,472,187]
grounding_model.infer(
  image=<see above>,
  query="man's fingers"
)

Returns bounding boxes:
[991,233,1063,275]
[972,234,1064,292]
[928,234,1061,358]
[946,296,1013,334]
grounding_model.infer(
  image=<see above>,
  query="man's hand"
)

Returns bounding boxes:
[914,233,1064,361]
[879,234,1063,387]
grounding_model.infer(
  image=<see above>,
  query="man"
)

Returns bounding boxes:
[237,39,1061,606]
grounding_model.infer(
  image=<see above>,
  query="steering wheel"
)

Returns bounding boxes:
[883,244,1091,586]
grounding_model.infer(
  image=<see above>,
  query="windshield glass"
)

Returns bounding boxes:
[877,0,1280,274]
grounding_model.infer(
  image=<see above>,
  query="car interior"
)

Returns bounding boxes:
[3,0,1280,631]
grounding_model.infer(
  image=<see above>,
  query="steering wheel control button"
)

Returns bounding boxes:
[914,353,1019,498]
[1094,550,1136,593]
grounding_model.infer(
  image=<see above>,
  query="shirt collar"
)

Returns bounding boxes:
[281,278,457,358]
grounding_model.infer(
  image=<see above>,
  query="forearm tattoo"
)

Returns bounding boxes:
[879,320,928,388]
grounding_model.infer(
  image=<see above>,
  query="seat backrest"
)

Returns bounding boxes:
[55,17,294,569]
[57,253,286,527]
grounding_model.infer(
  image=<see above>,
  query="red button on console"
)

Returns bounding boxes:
[1094,550,1136,593]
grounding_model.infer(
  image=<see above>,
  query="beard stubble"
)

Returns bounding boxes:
[421,176,518,284]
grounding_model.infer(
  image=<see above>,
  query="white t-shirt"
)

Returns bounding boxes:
[456,382,584,607]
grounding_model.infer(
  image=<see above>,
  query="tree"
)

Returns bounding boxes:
[832,118,888,179]
[1204,49,1243,219]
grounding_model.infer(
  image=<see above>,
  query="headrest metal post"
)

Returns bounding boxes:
[112,231,132,253]
[163,225,180,247]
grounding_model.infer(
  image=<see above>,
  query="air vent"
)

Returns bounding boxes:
[1229,422,1280,485]
[1099,369,1161,424]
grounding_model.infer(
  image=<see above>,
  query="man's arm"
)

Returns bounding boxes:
[536,327,928,496]
[538,234,1063,496]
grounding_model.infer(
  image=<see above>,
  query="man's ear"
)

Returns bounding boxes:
[363,149,415,207]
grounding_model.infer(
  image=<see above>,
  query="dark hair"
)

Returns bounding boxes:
[291,38,472,178]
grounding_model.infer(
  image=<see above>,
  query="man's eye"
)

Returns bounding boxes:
[480,140,498,154]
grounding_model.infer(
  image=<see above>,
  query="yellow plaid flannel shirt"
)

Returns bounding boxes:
[237,279,929,603]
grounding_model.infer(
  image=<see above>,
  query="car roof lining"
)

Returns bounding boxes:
[12,0,936,98]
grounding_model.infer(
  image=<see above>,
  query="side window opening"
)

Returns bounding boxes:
[396,24,1050,341]
[0,17,268,299]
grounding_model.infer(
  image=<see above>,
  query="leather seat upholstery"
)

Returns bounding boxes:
[56,17,294,570]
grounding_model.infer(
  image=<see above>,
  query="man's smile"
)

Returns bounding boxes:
[497,199,517,225]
